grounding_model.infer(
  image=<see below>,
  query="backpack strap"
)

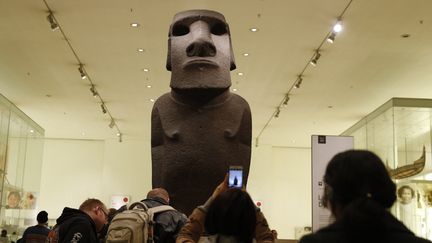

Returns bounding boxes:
[128,201,149,211]
[148,205,175,215]
[147,205,175,223]
[146,205,175,243]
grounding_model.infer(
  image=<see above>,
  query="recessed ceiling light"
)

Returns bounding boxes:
[130,23,139,27]
[150,98,155,102]
[232,88,238,92]
[249,28,258,32]
[143,68,149,72]
[243,53,249,57]
[29,129,34,133]
[238,72,244,76]
[137,48,144,52]
[147,85,152,88]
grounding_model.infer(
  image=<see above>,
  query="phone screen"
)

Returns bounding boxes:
[228,166,243,188]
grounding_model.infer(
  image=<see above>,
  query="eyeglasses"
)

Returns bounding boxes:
[97,207,109,219]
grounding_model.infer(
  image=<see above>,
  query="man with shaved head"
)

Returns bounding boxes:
[151,9,252,216]
[141,188,187,243]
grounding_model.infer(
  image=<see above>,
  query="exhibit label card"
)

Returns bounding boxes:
[311,135,353,232]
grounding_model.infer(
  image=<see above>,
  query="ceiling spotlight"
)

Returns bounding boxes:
[101,103,107,114]
[130,23,139,27]
[137,48,144,52]
[274,107,281,118]
[78,65,87,79]
[249,28,258,32]
[333,19,343,33]
[116,132,121,136]
[90,85,98,97]
[238,72,244,76]
[143,68,149,72]
[29,129,34,133]
[232,88,238,92]
[243,53,249,57]
[150,98,155,102]
[146,85,152,88]
[282,94,290,106]
[109,119,115,128]
[310,52,321,67]
[327,32,336,43]
[46,12,59,31]
[294,76,303,89]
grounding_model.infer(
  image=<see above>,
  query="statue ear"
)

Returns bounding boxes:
[166,38,172,71]
[230,44,236,71]
[228,34,236,70]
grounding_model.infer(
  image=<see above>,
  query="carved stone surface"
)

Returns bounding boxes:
[151,9,251,215]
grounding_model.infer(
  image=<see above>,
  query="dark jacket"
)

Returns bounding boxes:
[54,207,98,243]
[22,224,51,243]
[141,197,188,243]
[299,211,431,243]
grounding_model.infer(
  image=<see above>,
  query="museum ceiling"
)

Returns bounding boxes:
[1,0,431,147]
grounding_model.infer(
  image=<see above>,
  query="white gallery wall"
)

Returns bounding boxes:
[248,145,312,239]
[38,138,311,240]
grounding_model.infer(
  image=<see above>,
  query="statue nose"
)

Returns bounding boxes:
[186,21,216,57]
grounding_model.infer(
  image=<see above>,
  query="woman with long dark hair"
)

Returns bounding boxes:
[176,176,274,243]
[300,150,431,243]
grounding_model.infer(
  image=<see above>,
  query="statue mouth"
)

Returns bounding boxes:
[184,59,218,68]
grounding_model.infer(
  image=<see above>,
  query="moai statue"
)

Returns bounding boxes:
[151,9,251,215]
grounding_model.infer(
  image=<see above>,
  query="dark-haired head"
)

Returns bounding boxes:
[324,150,396,216]
[323,150,396,242]
[37,210,48,224]
[205,188,256,243]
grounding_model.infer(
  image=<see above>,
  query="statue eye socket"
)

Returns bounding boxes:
[211,23,227,35]
[172,24,190,36]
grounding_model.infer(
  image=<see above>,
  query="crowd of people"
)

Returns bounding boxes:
[2,149,431,243]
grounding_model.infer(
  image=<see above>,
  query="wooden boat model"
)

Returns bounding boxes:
[389,146,426,179]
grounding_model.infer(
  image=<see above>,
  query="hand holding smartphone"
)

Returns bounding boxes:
[228,165,243,188]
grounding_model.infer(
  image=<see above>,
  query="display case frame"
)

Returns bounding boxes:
[342,97,432,239]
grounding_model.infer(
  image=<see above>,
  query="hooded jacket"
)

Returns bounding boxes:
[54,207,98,243]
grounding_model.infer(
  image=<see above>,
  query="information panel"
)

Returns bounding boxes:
[311,135,353,232]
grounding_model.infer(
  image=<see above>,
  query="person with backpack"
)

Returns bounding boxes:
[142,188,187,243]
[107,188,187,243]
[48,198,108,243]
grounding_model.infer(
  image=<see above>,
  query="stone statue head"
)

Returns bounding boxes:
[166,10,236,90]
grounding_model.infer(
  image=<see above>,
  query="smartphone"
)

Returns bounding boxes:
[228,166,243,188]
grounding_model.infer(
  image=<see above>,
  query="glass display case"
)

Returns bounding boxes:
[342,97,432,240]
[0,93,44,238]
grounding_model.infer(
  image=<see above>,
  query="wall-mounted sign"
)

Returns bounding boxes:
[110,195,130,209]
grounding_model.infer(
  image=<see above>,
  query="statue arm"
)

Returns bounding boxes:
[151,105,164,188]
[238,106,252,147]
[151,105,164,147]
